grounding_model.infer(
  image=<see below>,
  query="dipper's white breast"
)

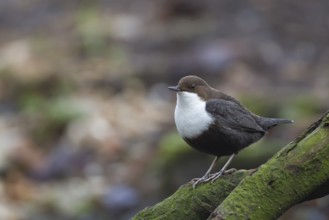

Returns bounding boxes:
[174,92,213,138]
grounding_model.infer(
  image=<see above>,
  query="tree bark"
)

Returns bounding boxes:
[134,170,253,219]
[133,111,329,220]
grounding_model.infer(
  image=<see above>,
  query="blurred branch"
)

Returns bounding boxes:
[133,111,329,220]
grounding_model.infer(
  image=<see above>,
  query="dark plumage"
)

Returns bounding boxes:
[168,75,293,188]
[186,99,292,156]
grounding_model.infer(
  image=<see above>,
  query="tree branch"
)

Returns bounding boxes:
[133,111,329,220]
[134,170,252,219]
[209,111,329,220]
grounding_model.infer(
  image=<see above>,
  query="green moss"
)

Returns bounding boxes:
[214,113,329,219]
[134,112,329,220]
[133,170,252,220]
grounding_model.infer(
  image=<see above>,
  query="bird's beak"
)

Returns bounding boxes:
[168,85,180,92]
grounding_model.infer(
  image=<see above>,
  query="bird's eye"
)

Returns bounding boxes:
[190,84,196,89]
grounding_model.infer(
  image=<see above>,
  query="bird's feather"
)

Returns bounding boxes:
[206,99,266,134]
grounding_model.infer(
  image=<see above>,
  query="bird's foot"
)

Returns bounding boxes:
[208,171,223,183]
[206,168,237,183]
[223,168,237,175]
[191,175,212,189]
[191,168,237,188]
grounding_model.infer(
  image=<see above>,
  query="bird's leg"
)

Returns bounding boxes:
[192,156,219,189]
[208,154,236,183]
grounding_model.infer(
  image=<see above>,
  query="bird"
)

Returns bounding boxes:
[168,75,293,188]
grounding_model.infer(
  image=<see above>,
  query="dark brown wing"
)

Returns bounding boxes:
[206,99,265,133]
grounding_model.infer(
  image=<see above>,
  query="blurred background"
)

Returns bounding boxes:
[0,0,328,219]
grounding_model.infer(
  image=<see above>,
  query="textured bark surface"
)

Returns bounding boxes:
[209,111,329,220]
[133,170,252,220]
[133,111,329,220]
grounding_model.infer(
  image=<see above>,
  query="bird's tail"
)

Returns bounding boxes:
[258,117,294,130]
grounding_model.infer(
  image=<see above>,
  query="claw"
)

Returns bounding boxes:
[224,168,237,175]
[209,168,237,183]
[192,176,210,189]
[210,171,224,183]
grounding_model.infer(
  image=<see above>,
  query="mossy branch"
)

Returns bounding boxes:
[134,170,252,219]
[133,111,329,220]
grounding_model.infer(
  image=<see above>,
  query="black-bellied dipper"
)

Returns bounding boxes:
[168,75,293,188]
